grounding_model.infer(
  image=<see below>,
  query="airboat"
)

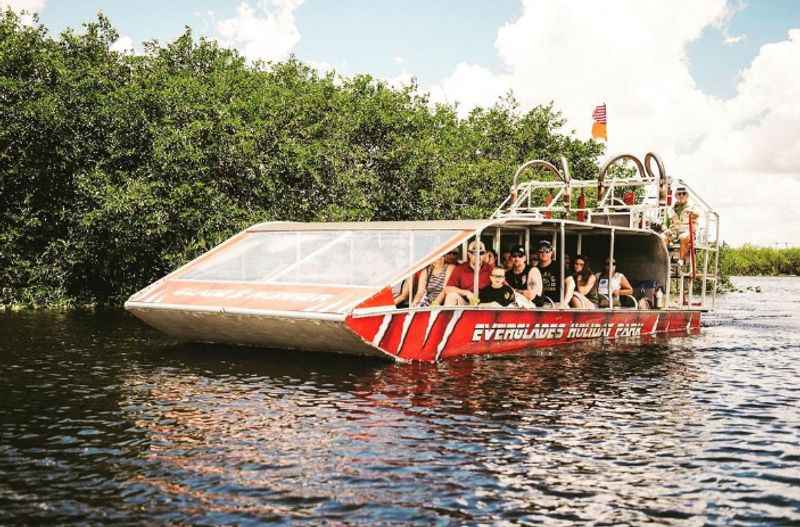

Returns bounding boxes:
[125,152,720,362]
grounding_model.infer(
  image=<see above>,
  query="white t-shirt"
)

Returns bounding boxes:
[597,272,625,296]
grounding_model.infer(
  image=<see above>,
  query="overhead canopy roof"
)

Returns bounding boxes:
[248,217,656,237]
[247,219,495,232]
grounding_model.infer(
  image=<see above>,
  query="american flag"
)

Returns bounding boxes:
[592,104,607,124]
[592,103,606,124]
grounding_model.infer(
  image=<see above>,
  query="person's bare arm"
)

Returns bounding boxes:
[394,279,411,305]
[411,269,428,307]
[577,274,596,295]
[526,267,543,299]
[617,274,634,297]
[666,209,678,236]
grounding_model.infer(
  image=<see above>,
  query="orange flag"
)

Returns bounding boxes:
[592,103,607,141]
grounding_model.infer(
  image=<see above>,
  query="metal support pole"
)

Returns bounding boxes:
[702,212,710,306]
[577,233,582,255]
[609,229,616,312]
[408,232,414,308]
[713,213,720,308]
[525,228,531,262]
[473,229,483,303]
[664,238,671,310]
[560,222,566,306]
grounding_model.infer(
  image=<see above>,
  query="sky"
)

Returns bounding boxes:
[3,0,800,246]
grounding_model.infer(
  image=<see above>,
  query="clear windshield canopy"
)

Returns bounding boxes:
[179,230,459,287]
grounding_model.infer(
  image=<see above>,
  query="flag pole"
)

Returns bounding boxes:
[604,102,609,154]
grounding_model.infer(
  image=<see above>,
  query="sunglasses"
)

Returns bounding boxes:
[490,274,506,279]
[511,253,524,258]
[469,250,486,255]
[676,192,688,196]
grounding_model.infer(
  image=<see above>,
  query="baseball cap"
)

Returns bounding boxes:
[537,240,552,251]
[467,240,486,254]
[510,244,525,257]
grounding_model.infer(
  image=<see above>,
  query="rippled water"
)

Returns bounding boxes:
[1,276,799,525]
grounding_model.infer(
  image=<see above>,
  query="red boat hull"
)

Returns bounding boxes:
[346,309,701,362]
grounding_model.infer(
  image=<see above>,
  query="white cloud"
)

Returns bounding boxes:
[306,59,335,76]
[110,35,136,54]
[428,62,509,112]
[1,0,46,24]
[213,0,303,63]
[426,0,800,245]
[0,0,45,11]
[385,70,415,90]
[723,34,746,45]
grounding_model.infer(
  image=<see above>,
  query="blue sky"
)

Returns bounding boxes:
[688,0,800,97]
[38,1,521,86]
[7,1,800,244]
[34,1,798,100]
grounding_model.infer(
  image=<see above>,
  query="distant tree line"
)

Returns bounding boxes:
[720,245,800,277]
[0,11,607,308]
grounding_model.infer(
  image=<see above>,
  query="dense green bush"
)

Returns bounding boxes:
[720,245,800,276]
[0,12,605,307]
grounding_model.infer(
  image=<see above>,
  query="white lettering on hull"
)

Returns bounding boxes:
[471,322,645,342]
[472,323,567,342]
[566,322,644,338]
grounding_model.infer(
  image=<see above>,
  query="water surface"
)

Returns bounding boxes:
[1,277,799,524]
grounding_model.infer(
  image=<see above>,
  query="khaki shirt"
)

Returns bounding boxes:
[667,201,699,235]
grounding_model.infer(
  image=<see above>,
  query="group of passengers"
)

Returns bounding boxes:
[395,238,635,310]
[391,183,695,310]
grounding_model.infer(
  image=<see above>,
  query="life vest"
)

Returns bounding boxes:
[577,190,587,222]
[544,193,553,219]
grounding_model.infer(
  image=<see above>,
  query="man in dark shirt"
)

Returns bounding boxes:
[530,240,562,305]
[479,268,515,307]
[505,244,541,301]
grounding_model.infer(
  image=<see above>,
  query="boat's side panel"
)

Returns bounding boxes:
[128,306,392,358]
[129,280,372,315]
[345,309,702,361]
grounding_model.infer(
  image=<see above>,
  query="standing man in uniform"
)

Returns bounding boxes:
[664,185,700,265]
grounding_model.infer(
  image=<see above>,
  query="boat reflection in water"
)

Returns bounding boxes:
[126,152,718,361]
[119,336,705,520]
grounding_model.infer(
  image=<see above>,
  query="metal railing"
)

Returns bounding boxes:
[492,153,720,310]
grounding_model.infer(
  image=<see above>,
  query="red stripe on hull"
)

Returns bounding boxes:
[345,309,702,362]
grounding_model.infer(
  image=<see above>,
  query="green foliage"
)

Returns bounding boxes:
[0,11,606,308]
[720,244,800,277]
